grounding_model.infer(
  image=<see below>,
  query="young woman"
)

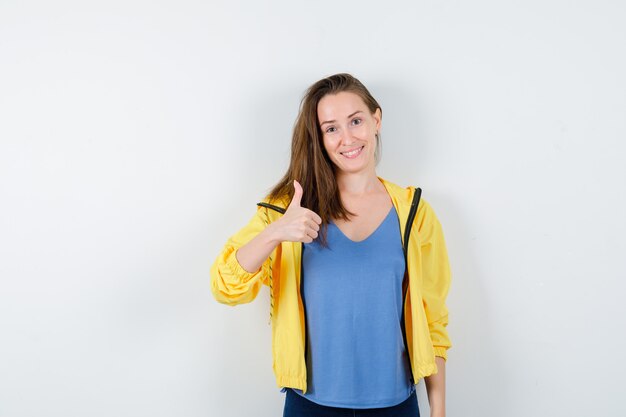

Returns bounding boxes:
[211,73,452,417]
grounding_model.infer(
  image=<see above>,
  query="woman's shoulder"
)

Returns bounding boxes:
[379,176,437,219]
[378,176,420,202]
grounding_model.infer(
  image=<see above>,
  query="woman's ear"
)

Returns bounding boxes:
[373,108,382,131]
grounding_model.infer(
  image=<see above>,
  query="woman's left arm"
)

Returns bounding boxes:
[424,356,446,417]
[417,198,452,417]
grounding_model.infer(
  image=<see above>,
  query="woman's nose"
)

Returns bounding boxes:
[339,128,356,145]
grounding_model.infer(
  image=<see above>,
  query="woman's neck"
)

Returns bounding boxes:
[335,170,382,196]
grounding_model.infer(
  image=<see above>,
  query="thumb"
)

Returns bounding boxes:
[288,179,303,209]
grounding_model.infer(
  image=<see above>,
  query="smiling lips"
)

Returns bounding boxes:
[340,146,364,159]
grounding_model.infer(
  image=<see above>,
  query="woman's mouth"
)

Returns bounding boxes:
[340,146,364,159]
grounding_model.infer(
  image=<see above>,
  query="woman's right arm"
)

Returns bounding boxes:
[210,206,275,306]
[210,180,321,306]
[234,221,282,275]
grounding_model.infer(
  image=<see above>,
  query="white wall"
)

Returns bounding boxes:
[1,1,624,416]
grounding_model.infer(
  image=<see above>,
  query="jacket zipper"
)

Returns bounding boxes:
[300,242,307,390]
[257,187,421,387]
[401,187,422,385]
[257,202,286,326]
[257,202,286,214]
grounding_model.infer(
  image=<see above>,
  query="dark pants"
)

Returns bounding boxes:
[282,389,420,417]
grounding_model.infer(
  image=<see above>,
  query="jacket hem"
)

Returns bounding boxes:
[433,346,449,361]
[413,361,440,380]
[276,375,307,394]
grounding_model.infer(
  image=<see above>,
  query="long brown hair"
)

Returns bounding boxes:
[265,73,383,247]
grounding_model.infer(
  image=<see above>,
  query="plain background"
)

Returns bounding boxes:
[1,1,625,416]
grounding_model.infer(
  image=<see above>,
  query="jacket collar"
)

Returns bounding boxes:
[258,176,415,214]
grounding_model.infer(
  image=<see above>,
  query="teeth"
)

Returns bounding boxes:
[342,146,362,157]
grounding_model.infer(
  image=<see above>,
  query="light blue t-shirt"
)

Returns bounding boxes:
[288,204,415,408]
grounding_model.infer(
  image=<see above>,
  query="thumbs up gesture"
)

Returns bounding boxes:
[274,180,322,243]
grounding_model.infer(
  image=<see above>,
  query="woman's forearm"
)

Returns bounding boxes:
[424,356,446,417]
[235,222,282,273]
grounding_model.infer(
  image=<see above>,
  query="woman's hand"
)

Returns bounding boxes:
[234,180,321,274]
[270,180,322,243]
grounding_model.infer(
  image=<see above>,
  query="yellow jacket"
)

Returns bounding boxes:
[210,176,452,393]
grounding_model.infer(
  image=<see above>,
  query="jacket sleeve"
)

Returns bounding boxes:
[416,198,453,361]
[210,205,271,306]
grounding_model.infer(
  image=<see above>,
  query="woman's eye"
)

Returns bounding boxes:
[352,118,362,125]
[326,126,336,133]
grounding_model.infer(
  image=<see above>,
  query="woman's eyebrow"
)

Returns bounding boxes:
[320,110,363,127]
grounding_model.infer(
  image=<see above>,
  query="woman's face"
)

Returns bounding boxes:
[317,91,381,175]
